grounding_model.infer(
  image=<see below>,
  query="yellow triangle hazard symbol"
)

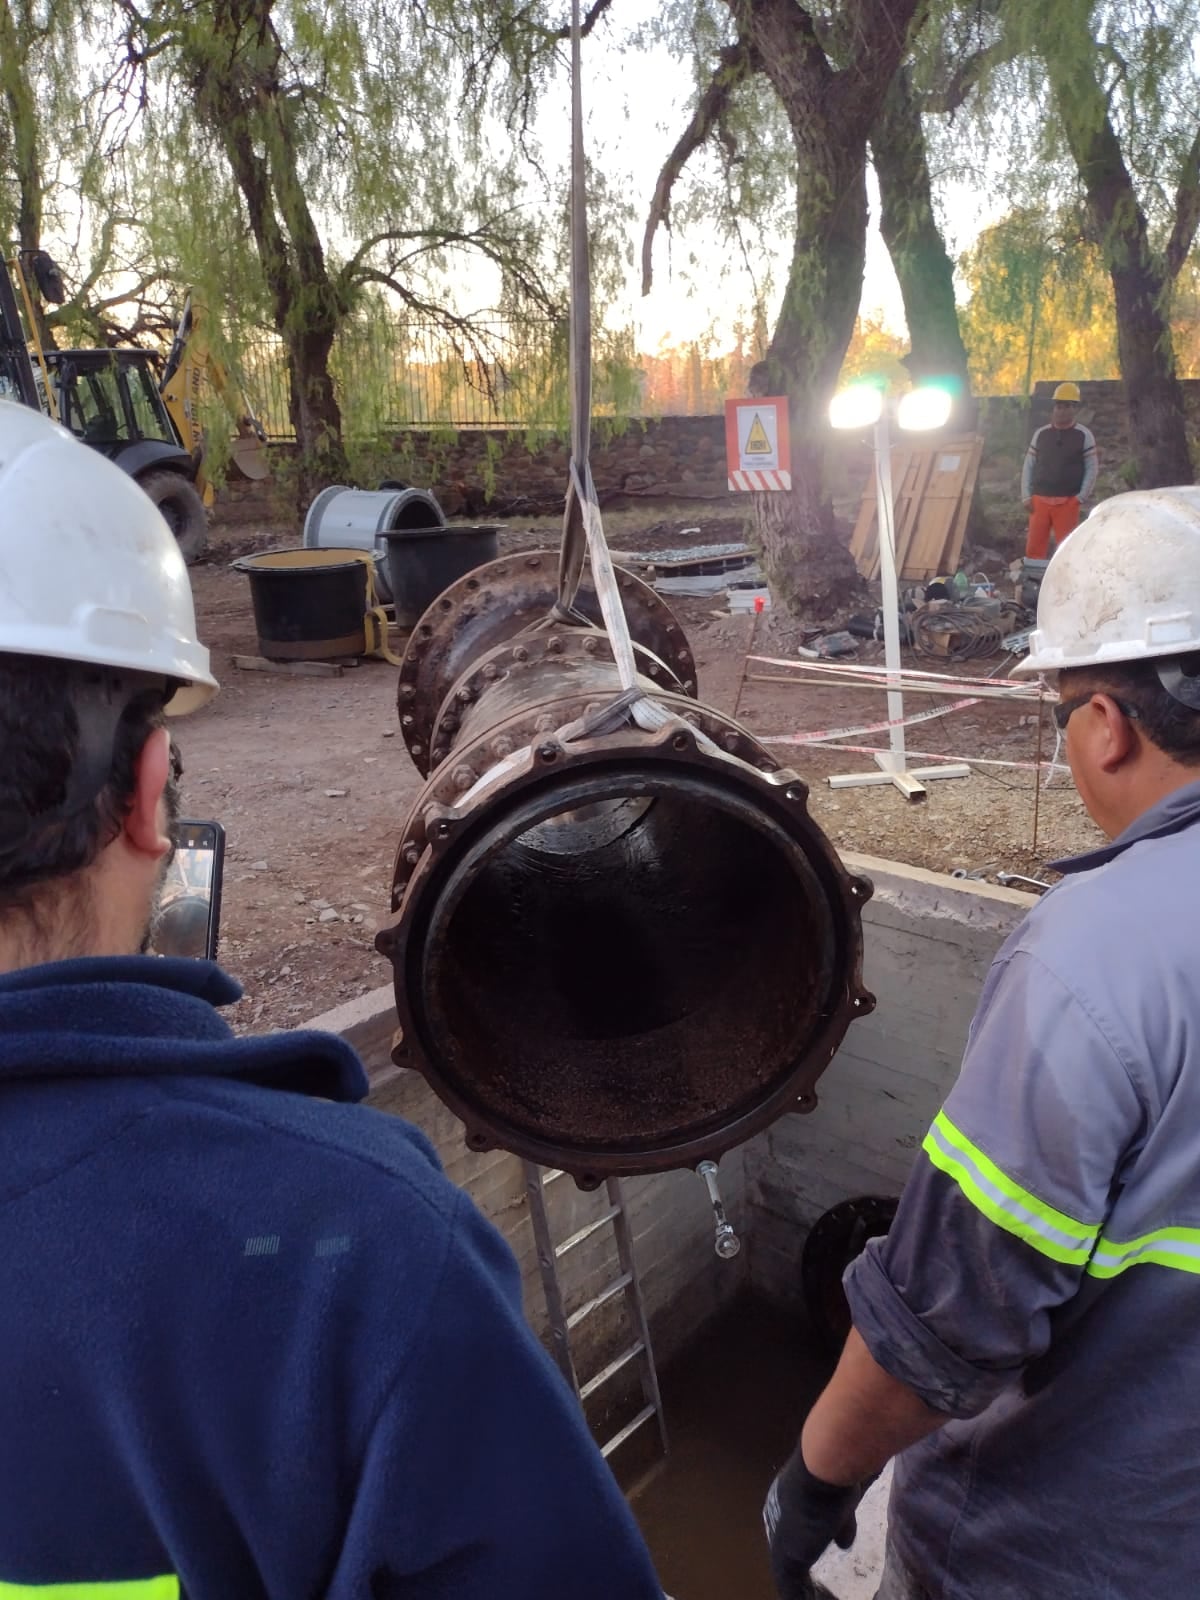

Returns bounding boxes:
[744,412,772,454]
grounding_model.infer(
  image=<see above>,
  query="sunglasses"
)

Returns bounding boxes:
[1053,694,1142,731]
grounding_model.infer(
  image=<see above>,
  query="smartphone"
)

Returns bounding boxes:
[151,820,226,961]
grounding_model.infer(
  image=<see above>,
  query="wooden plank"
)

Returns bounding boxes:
[232,654,345,678]
[894,448,935,575]
[902,438,974,578]
[909,501,959,580]
[938,435,984,575]
[851,444,915,580]
[850,486,877,568]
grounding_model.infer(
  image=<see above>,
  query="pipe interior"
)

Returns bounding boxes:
[418,780,837,1152]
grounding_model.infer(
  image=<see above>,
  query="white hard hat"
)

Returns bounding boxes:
[1015,486,1200,676]
[0,400,217,712]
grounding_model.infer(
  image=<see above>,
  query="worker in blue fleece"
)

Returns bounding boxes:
[764,486,1200,1599]
[0,401,664,1599]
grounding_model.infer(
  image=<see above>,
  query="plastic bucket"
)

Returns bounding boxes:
[303,485,445,604]
[233,547,373,661]
[384,524,501,628]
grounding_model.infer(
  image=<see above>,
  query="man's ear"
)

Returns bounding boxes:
[1092,694,1140,774]
[123,726,173,860]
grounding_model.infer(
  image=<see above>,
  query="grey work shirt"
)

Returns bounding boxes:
[845,780,1200,1599]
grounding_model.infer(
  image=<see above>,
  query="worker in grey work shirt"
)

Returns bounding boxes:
[763,485,1200,1600]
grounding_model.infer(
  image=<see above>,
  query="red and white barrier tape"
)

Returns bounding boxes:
[748,653,1048,698]
[772,738,1070,776]
[763,696,981,745]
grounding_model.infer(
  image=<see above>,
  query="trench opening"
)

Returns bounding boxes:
[623,1294,834,1600]
[419,774,839,1153]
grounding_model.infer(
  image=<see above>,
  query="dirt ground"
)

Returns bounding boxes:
[184,509,1101,1034]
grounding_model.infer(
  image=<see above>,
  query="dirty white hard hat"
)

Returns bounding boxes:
[1015,486,1200,676]
[0,400,218,712]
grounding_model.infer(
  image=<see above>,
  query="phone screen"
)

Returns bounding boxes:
[150,820,225,961]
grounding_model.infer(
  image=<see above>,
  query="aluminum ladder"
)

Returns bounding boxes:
[523,1161,669,1463]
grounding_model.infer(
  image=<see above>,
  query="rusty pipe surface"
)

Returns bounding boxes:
[377,550,874,1186]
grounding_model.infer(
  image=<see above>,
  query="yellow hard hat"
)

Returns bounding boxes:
[1053,382,1081,403]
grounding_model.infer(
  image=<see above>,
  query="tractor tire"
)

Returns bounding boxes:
[138,471,209,565]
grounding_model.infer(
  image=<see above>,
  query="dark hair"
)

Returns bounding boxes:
[1061,652,1200,767]
[0,652,172,912]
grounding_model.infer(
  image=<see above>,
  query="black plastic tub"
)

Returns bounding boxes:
[384,524,500,629]
[232,547,372,661]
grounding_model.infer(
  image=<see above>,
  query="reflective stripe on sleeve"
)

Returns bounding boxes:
[0,1581,178,1599]
[1088,1226,1200,1279]
[922,1110,1100,1266]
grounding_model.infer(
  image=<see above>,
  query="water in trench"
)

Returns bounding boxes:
[624,1294,835,1600]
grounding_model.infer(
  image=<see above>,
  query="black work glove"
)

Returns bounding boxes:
[762,1446,863,1600]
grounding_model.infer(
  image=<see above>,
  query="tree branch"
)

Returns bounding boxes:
[1166,121,1200,283]
[641,38,758,295]
[552,0,614,40]
[351,268,516,403]
[921,35,1016,115]
[338,213,525,288]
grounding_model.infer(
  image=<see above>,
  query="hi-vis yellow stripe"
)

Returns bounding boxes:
[923,1110,1100,1266]
[925,1111,1200,1281]
[0,1581,178,1599]
[1088,1226,1200,1279]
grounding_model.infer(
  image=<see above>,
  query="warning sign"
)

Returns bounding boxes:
[724,396,791,491]
[745,412,773,455]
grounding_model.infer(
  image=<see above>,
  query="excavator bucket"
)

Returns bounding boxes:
[230,427,270,480]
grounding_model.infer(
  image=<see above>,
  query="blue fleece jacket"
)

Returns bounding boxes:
[0,957,663,1599]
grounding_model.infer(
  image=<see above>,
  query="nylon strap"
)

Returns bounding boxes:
[556,0,640,700]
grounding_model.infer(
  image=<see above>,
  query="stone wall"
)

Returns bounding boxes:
[213,416,738,526]
[211,380,1200,530]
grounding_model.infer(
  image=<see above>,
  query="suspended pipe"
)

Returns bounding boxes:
[376,550,875,1188]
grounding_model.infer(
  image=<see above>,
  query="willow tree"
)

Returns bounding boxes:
[113,0,581,483]
[644,0,924,614]
[958,207,1116,394]
[0,0,167,347]
[1040,0,1199,483]
[943,0,1200,485]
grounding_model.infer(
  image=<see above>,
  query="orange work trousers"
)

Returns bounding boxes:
[1026,494,1080,559]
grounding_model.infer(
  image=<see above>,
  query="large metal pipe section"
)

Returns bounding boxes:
[376,549,875,1187]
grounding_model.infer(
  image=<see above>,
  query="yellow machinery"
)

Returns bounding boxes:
[159,291,269,506]
[2,251,269,560]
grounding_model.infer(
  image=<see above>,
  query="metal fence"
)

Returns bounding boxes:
[239,317,760,437]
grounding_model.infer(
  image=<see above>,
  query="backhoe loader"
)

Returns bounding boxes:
[0,249,268,564]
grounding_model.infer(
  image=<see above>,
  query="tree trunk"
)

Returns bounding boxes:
[1047,54,1193,486]
[871,68,970,415]
[195,1,350,490]
[0,0,56,350]
[733,0,921,613]
[747,148,872,616]
[752,437,861,617]
[286,323,347,499]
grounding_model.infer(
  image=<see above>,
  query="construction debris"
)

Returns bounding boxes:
[728,586,771,613]
[814,631,858,658]
[232,654,348,678]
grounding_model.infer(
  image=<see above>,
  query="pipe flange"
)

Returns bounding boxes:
[426,630,685,767]
[396,550,697,774]
[392,689,793,902]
